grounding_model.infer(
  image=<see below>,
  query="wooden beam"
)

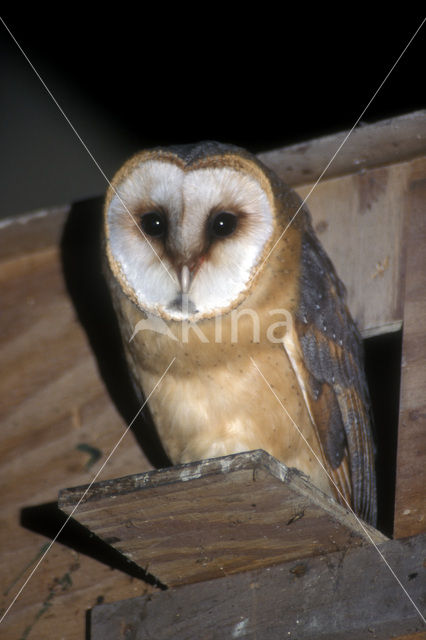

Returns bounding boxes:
[258,110,426,187]
[59,451,385,587]
[0,205,69,261]
[393,160,426,538]
[295,161,411,337]
[90,533,426,640]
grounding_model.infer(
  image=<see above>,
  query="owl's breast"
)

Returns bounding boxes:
[140,337,329,494]
[111,223,330,493]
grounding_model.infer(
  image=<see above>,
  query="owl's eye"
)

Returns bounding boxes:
[140,212,167,237]
[210,211,238,238]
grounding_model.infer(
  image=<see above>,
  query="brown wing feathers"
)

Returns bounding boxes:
[295,220,377,525]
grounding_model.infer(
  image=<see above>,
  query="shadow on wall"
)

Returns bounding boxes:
[364,330,402,537]
[60,197,170,469]
[20,501,164,587]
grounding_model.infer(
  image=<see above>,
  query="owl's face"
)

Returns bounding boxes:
[104,147,276,320]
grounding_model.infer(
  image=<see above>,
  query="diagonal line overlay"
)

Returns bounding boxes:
[0,357,176,626]
[250,356,425,625]
[1,10,425,630]
[0,17,175,285]
[257,16,426,276]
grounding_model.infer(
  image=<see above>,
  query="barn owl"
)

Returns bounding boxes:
[103,141,377,525]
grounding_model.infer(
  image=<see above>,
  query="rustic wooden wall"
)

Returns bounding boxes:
[90,533,425,640]
[294,157,426,539]
[393,162,426,539]
[0,113,425,638]
[0,203,157,640]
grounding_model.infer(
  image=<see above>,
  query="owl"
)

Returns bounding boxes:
[103,141,377,526]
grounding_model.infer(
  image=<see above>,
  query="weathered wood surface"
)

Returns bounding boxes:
[393,160,426,539]
[0,114,424,637]
[90,533,426,640]
[296,160,411,337]
[259,109,426,186]
[58,450,386,587]
[0,203,158,640]
[295,156,426,540]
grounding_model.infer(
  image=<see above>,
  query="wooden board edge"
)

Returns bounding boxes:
[258,110,426,186]
[90,532,425,640]
[58,449,387,546]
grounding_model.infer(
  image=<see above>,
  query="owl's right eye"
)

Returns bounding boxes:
[140,212,167,237]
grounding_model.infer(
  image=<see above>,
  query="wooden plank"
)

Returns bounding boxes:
[259,110,426,187]
[0,201,157,640]
[0,205,70,261]
[295,161,411,337]
[59,450,386,587]
[393,159,426,538]
[90,533,426,640]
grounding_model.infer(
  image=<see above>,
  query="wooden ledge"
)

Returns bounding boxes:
[58,450,385,587]
[258,110,426,186]
[90,532,425,640]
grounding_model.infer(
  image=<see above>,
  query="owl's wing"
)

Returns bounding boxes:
[283,219,377,526]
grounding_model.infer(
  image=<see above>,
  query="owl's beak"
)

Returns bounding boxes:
[178,257,203,294]
[180,265,191,294]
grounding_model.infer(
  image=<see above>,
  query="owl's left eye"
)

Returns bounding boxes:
[140,212,167,237]
[210,211,238,238]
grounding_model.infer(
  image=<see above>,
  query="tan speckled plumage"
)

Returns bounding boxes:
[103,142,377,525]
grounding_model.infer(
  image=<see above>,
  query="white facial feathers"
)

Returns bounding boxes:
[106,159,274,319]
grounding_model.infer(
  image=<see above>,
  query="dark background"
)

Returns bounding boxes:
[1,11,424,217]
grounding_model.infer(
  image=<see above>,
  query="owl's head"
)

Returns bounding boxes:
[104,142,281,321]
